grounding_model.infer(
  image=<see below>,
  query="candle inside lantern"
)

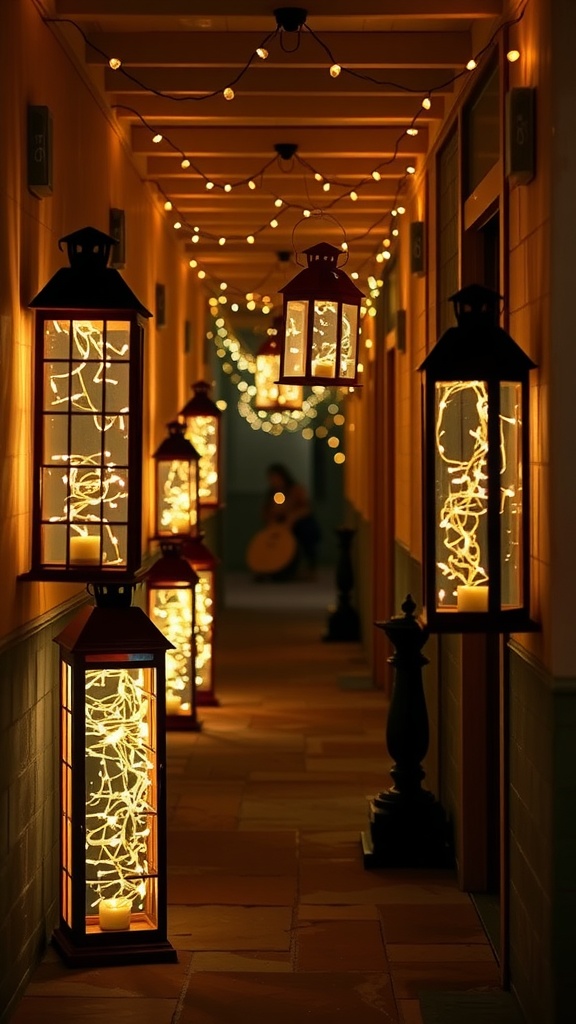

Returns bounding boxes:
[70,534,101,565]
[312,359,335,378]
[98,897,132,931]
[166,692,183,715]
[456,585,489,612]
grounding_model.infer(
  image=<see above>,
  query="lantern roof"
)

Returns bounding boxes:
[153,420,200,461]
[55,604,174,654]
[179,380,221,419]
[181,533,218,569]
[257,335,281,357]
[279,242,364,303]
[147,547,199,587]
[29,225,152,317]
[419,283,536,378]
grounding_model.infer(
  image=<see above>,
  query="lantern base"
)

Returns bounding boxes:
[424,608,540,634]
[361,789,453,870]
[52,927,178,968]
[323,605,361,643]
[195,692,220,707]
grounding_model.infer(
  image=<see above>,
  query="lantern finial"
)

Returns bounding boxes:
[58,226,117,273]
[449,283,501,330]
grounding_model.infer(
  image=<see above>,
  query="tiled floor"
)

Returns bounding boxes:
[10,595,501,1023]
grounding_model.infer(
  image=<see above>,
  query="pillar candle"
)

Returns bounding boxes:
[98,897,131,931]
[456,585,489,612]
[312,359,335,378]
[70,535,101,565]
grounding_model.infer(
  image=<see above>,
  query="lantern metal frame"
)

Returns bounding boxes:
[152,421,200,539]
[52,584,176,966]
[420,284,537,633]
[179,381,222,510]
[23,226,151,583]
[278,241,364,387]
[181,533,219,707]
[147,541,201,731]
[254,321,303,411]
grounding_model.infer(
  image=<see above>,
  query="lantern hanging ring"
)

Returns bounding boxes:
[291,211,350,267]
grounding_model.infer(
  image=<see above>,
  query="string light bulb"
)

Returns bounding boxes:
[397,205,406,215]
[407,165,416,174]
[152,133,163,144]
[303,209,311,217]
[372,170,381,181]
[314,172,323,182]
[407,127,419,136]
[109,57,122,70]
[248,180,256,190]
[246,234,255,244]
[174,221,182,230]
[256,47,269,60]
[206,181,215,190]
[224,183,232,192]
[198,270,206,279]
[507,49,520,62]
[274,198,283,208]
[329,63,342,78]
[422,96,432,110]
[181,158,191,169]
[189,259,197,268]
[163,200,173,211]
[322,182,331,192]
[218,237,226,245]
[223,87,235,101]
[350,191,358,201]
[269,219,279,228]
[466,59,478,71]
[191,233,199,243]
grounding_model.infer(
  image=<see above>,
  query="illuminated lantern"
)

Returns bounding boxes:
[26,226,151,581]
[181,534,218,706]
[420,284,536,632]
[147,541,201,731]
[179,381,222,510]
[255,318,303,411]
[53,584,176,966]
[278,242,364,386]
[153,421,200,538]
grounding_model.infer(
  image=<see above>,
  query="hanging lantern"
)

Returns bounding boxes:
[420,284,536,632]
[153,421,200,538]
[52,584,176,966]
[179,381,222,510]
[25,226,151,581]
[254,318,303,411]
[278,242,364,387]
[147,541,201,731]
[181,534,218,706]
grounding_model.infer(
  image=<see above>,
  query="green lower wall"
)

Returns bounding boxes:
[0,598,84,1022]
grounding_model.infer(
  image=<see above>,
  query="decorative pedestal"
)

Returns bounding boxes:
[362,595,452,869]
[324,527,361,642]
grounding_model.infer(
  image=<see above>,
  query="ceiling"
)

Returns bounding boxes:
[50,0,503,309]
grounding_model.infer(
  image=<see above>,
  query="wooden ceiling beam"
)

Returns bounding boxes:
[131,125,428,157]
[57,0,501,18]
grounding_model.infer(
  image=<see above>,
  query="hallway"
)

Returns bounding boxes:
[9,589,502,1024]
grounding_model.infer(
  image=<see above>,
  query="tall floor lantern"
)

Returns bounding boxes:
[179,381,222,510]
[255,318,303,411]
[182,533,219,707]
[420,284,536,632]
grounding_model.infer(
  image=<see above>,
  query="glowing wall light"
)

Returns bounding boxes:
[147,542,201,731]
[254,318,303,411]
[26,226,151,581]
[179,381,222,510]
[181,534,218,706]
[420,284,536,632]
[53,584,175,966]
[278,242,364,387]
[153,421,200,538]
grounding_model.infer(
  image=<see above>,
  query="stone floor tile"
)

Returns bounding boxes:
[397,999,425,1024]
[378,902,488,945]
[168,905,293,951]
[387,944,496,963]
[306,757,386,774]
[298,905,379,921]
[390,961,501,999]
[296,920,389,972]
[9,997,178,1023]
[299,830,365,859]
[239,796,368,831]
[168,873,297,906]
[23,953,192,998]
[167,829,297,875]
[300,860,468,906]
[178,972,399,1024]
[191,951,292,972]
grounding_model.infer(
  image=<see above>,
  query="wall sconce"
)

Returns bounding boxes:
[25,226,151,582]
[147,541,201,731]
[255,317,303,411]
[52,583,176,966]
[181,534,218,707]
[179,381,222,511]
[153,421,200,539]
[420,284,536,632]
[278,242,364,387]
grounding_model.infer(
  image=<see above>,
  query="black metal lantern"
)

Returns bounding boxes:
[153,421,200,538]
[25,226,151,581]
[420,284,536,632]
[179,381,222,510]
[278,242,364,387]
[147,541,201,731]
[255,318,303,411]
[181,534,218,706]
[53,584,176,966]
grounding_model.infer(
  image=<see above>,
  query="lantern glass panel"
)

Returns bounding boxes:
[434,380,490,612]
[500,381,523,607]
[284,300,308,377]
[156,460,197,535]
[311,300,338,377]
[255,352,280,409]
[149,588,194,715]
[341,303,359,379]
[40,318,131,568]
[184,417,219,505]
[84,665,159,934]
[195,570,214,694]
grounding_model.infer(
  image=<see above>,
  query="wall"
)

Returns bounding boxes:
[0,3,205,1016]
